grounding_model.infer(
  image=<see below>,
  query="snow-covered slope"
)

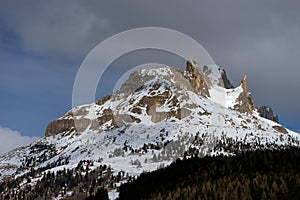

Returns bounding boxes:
[0,62,299,199]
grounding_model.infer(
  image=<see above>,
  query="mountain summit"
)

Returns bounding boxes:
[0,61,299,199]
[45,60,256,137]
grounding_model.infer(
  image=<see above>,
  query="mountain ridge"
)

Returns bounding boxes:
[45,60,257,137]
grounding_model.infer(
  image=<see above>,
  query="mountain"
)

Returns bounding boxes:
[0,60,299,199]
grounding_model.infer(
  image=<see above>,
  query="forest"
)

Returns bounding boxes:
[118,147,300,200]
[1,147,299,199]
[0,160,113,200]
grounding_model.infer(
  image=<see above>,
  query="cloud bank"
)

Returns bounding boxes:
[0,126,38,155]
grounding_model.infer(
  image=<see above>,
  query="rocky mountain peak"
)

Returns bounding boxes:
[185,60,210,96]
[241,75,248,91]
[233,75,255,114]
[202,64,234,89]
[44,62,280,137]
[220,68,234,89]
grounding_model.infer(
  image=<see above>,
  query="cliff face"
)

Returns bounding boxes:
[185,60,210,97]
[45,119,75,136]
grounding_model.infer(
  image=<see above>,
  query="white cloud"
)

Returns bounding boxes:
[0,126,38,155]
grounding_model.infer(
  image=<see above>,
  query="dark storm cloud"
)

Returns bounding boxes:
[0,0,111,58]
[0,0,299,131]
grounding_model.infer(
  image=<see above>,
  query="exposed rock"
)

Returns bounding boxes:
[74,118,100,132]
[114,114,142,126]
[131,107,142,114]
[61,111,73,119]
[234,75,255,114]
[257,106,279,123]
[95,95,111,106]
[241,75,248,92]
[137,91,172,113]
[171,68,194,91]
[185,60,210,97]
[118,67,193,96]
[272,125,288,134]
[97,108,142,128]
[132,86,191,123]
[45,119,75,136]
[97,108,119,128]
[220,68,234,89]
[118,71,146,95]
[202,65,234,89]
[148,107,191,123]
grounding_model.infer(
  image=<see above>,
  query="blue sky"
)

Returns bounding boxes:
[0,1,299,153]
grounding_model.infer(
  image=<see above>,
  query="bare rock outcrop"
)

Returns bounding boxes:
[272,125,288,134]
[220,68,234,89]
[95,95,111,106]
[134,90,191,123]
[45,119,75,136]
[202,65,234,89]
[185,60,210,97]
[258,106,279,123]
[234,75,255,114]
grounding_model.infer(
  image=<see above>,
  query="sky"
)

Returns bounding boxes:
[0,0,299,154]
